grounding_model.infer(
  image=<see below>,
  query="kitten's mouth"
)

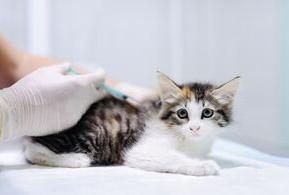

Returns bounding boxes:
[191,132,200,137]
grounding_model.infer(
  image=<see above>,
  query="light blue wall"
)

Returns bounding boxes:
[0,0,288,156]
[281,0,289,146]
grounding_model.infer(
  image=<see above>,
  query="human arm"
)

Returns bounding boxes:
[0,63,105,141]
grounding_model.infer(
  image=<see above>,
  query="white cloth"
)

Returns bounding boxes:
[0,138,288,195]
[0,63,106,140]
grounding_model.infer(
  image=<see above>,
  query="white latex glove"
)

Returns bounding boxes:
[0,63,106,141]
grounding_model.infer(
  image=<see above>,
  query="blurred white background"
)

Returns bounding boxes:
[0,0,288,156]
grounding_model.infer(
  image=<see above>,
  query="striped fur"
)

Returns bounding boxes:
[30,96,146,165]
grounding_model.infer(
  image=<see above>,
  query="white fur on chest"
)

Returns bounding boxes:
[123,119,220,176]
[126,119,215,159]
[176,136,214,158]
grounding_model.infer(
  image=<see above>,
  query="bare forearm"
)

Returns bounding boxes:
[0,35,154,100]
[0,34,63,82]
[0,35,19,86]
[14,52,63,79]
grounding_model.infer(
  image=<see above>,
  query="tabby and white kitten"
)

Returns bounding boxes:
[24,72,239,176]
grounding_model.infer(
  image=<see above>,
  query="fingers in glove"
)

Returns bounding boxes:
[71,68,105,87]
[49,62,72,74]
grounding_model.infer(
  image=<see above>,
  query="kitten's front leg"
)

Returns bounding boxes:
[124,149,220,176]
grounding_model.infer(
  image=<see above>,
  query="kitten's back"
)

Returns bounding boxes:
[30,96,146,165]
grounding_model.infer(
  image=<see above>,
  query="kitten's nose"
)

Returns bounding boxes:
[190,126,200,132]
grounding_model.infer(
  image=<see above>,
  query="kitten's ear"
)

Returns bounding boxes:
[157,71,183,104]
[211,76,240,105]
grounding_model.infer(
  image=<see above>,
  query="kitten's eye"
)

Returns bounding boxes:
[202,108,214,119]
[177,108,188,119]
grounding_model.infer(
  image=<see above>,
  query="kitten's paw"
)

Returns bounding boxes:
[188,160,220,176]
[66,153,91,168]
[202,160,220,176]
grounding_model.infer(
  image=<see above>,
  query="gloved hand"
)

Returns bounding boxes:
[0,63,106,141]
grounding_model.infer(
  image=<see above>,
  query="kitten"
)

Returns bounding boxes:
[24,72,239,176]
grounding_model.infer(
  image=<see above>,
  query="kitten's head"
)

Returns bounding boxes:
[157,72,240,141]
